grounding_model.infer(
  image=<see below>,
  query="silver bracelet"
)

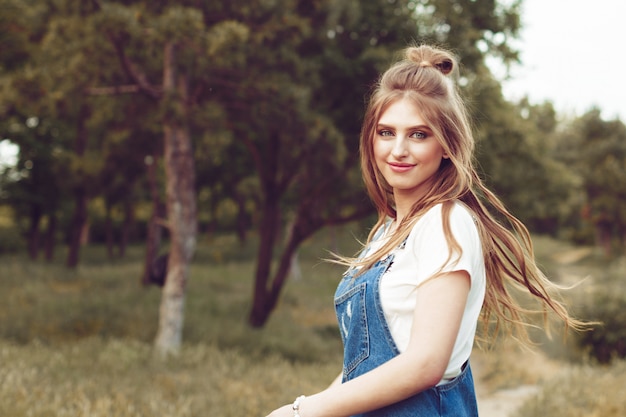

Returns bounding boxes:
[292,395,306,417]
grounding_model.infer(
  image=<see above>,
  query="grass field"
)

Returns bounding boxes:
[0,226,624,416]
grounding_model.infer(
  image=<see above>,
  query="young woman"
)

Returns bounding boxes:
[265,44,583,417]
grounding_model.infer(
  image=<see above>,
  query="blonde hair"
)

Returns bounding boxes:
[344,45,585,343]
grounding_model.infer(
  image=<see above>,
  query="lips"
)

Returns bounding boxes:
[388,162,415,173]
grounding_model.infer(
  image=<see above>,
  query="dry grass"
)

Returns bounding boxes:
[473,236,626,416]
[472,339,563,394]
[0,230,625,416]
[513,361,626,417]
[0,338,339,416]
[0,229,351,416]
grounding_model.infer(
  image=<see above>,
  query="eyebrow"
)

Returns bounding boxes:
[376,123,433,131]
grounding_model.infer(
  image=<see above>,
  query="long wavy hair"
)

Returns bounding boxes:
[343,44,585,342]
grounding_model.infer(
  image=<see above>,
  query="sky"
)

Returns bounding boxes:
[0,141,17,170]
[500,0,626,121]
[2,0,625,167]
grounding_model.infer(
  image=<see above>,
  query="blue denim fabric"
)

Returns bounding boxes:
[334,255,479,417]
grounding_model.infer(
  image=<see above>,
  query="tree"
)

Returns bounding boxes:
[554,109,626,256]
[6,0,114,267]
[0,115,66,260]
[468,71,584,236]
[207,0,422,327]
[194,127,256,242]
[2,0,248,355]
[96,114,156,259]
[90,2,249,356]
[0,0,82,262]
[207,0,525,327]
[515,99,584,235]
[0,0,532,340]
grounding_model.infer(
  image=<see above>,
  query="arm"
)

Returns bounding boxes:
[266,269,470,417]
[327,373,343,389]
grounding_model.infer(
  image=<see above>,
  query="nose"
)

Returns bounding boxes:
[391,136,408,158]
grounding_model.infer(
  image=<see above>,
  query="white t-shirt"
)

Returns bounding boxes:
[368,202,486,381]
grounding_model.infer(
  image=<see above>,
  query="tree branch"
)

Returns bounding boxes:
[84,84,141,95]
[108,33,162,99]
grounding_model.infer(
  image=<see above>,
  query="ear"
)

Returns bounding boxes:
[442,152,450,159]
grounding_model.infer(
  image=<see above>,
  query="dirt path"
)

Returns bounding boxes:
[477,384,539,417]
[470,346,559,417]
[471,246,594,416]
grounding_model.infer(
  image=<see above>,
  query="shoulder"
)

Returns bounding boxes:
[411,202,480,244]
[416,201,476,228]
[405,201,484,281]
[449,201,479,231]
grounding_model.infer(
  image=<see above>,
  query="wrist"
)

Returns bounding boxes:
[292,395,306,417]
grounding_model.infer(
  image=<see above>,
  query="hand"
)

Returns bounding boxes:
[265,404,293,417]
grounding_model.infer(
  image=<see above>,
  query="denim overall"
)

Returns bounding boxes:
[334,253,479,416]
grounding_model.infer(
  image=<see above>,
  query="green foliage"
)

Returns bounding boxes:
[0,115,70,254]
[2,0,623,331]
[420,0,521,70]
[206,20,250,56]
[553,110,626,253]
[0,2,31,72]
[577,292,626,364]
[571,256,626,364]
[470,78,584,236]
[152,6,205,43]
[0,0,621,349]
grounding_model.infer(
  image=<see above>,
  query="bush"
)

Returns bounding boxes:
[576,290,626,363]
[0,225,25,253]
[562,253,626,364]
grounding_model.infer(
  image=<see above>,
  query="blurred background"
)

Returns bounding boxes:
[0,1,625,416]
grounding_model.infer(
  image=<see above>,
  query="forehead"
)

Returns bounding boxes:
[377,98,429,128]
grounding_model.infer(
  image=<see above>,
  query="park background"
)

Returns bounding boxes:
[1,0,625,416]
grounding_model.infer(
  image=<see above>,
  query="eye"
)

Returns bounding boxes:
[410,130,428,140]
[378,129,394,137]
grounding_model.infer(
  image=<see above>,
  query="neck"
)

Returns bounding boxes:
[393,194,418,225]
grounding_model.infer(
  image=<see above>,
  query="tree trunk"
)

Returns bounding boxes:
[104,202,115,259]
[205,196,219,239]
[66,105,90,268]
[248,196,281,327]
[285,214,301,281]
[247,194,373,327]
[249,206,308,327]
[234,191,248,244]
[67,191,88,268]
[119,194,134,257]
[27,204,42,260]
[44,213,57,262]
[154,42,197,357]
[142,153,165,285]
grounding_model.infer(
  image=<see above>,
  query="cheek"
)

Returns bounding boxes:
[372,139,386,162]
[422,142,446,163]
[371,142,388,176]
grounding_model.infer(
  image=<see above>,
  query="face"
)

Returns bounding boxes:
[373,98,448,205]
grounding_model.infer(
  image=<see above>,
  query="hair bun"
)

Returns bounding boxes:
[406,45,455,76]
